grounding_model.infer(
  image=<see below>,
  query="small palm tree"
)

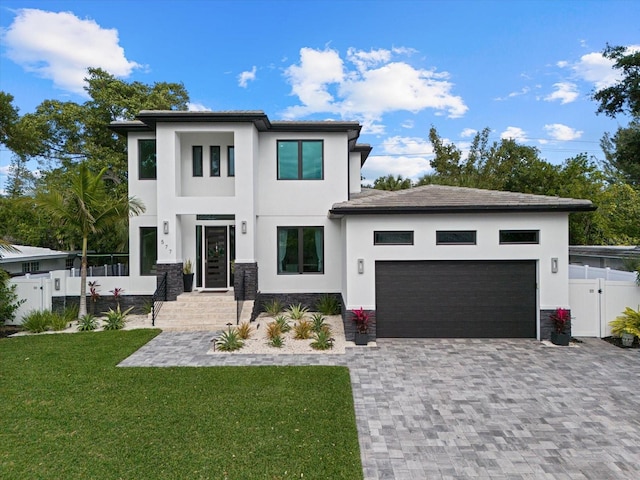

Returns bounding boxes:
[0,240,19,257]
[373,174,412,191]
[34,163,144,317]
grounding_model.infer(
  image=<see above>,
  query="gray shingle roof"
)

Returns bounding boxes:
[331,185,596,215]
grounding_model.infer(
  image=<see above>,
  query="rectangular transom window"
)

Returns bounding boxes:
[227,146,235,177]
[192,146,203,177]
[277,227,324,274]
[374,231,414,245]
[436,230,477,245]
[210,146,220,176]
[500,230,540,244]
[140,227,157,276]
[138,139,156,179]
[277,140,323,180]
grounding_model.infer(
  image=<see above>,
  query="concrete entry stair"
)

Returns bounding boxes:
[153,291,253,331]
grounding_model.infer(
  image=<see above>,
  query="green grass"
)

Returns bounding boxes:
[0,330,363,479]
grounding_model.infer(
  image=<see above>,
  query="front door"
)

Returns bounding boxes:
[205,226,227,288]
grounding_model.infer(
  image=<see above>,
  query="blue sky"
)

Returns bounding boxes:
[1,0,639,190]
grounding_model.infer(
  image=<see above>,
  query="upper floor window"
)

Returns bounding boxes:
[138,139,157,179]
[374,231,414,245]
[499,230,539,244]
[277,226,324,274]
[436,230,477,245]
[227,146,235,177]
[277,140,323,180]
[210,146,221,176]
[192,146,203,177]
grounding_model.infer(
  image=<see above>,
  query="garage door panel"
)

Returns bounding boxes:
[376,260,536,338]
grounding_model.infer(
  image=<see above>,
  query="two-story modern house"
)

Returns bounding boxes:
[110,110,595,341]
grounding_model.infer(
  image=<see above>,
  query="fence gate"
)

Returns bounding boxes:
[9,277,52,325]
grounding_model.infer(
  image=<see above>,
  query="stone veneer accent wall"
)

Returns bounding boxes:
[540,308,571,341]
[52,295,152,316]
[343,308,377,343]
[234,262,258,300]
[253,292,342,321]
[156,263,183,301]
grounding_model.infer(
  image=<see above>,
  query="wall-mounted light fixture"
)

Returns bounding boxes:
[357,258,364,274]
[551,257,558,273]
[54,278,60,291]
[163,221,169,234]
[241,220,247,234]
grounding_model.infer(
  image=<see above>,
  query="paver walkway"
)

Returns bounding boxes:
[120,334,640,479]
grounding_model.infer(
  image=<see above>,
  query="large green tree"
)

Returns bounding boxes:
[592,44,640,186]
[373,174,412,190]
[33,163,144,317]
[1,69,188,254]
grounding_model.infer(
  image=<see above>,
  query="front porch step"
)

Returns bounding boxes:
[153,291,253,331]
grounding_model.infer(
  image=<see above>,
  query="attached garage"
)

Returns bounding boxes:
[375,260,537,338]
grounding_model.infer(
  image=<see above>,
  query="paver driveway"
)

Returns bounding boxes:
[120,335,640,479]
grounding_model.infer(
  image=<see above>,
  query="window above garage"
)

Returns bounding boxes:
[374,231,414,245]
[500,230,540,244]
[436,230,476,245]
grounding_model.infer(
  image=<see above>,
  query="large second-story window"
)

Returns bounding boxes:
[192,146,203,177]
[277,140,323,180]
[210,146,221,176]
[277,227,324,274]
[227,146,235,177]
[139,139,157,179]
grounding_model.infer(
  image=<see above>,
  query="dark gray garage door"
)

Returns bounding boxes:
[375,260,536,338]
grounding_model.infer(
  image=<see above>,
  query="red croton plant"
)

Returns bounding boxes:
[352,307,371,334]
[550,308,570,334]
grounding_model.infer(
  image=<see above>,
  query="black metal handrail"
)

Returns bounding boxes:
[152,272,168,326]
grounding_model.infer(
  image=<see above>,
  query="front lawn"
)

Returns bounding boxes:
[0,330,362,479]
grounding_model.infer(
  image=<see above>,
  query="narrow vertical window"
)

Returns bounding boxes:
[138,139,156,179]
[210,146,220,176]
[140,227,157,276]
[192,146,203,177]
[227,146,235,177]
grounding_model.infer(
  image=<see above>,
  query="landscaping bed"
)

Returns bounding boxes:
[603,336,640,349]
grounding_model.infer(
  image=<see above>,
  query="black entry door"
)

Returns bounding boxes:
[205,226,227,288]
[375,260,537,338]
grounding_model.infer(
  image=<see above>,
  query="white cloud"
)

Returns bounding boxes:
[282,47,467,124]
[0,165,11,175]
[187,102,211,112]
[401,119,414,129]
[381,136,433,155]
[500,126,528,142]
[563,46,639,90]
[238,66,257,88]
[362,155,433,184]
[460,128,477,138]
[544,123,583,141]
[544,82,579,104]
[2,8,140,95]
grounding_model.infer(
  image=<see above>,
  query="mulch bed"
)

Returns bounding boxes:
[602,336,640,349]
[0,325,23,338]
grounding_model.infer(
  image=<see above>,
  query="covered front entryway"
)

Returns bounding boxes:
[375,260,537,338]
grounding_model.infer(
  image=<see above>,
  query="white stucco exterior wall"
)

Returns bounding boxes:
[341,212,570,311]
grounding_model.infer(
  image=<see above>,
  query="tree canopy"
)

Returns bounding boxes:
[593,44,640,186]
[0,68,188,253]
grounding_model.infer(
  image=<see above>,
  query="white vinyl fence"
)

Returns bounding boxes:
[569,264,637,281]
[569,278,640,337]
[8,275,53,325]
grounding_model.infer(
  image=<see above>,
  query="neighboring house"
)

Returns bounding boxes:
[110,110,594,341]
[569,245,640,271]
[0,244,72,277]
